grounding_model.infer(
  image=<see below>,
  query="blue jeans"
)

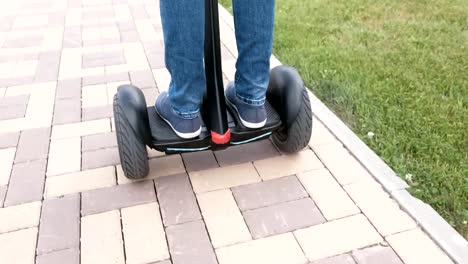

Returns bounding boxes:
[160,0,275,118]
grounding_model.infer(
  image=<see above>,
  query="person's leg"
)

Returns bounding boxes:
[157,0,205,138]
[226,0,275,128]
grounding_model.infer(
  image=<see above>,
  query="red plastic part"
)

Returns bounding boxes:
[211,129,231,145]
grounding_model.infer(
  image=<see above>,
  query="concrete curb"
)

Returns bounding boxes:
[217,4,467,263]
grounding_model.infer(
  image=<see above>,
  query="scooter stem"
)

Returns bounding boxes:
[204,0,230,143]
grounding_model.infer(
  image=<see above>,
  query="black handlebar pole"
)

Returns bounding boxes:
[204,0,229,141]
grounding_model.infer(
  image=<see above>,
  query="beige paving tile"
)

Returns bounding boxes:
[222,59,236,81]
[81,210,125,264]
[309,118,340,147]
[82,84,108,108]
[13,15,48,28]
[47,137,81,176]
[121,203,169,264]
[197,189,251,248]
[216,233,307,264]
[254,149,323,180]
[298,169,360,220]
[387,228,453,264]
[189,163,261,193]
[117,155,185,184]
[152,68,170,92]
[0,88,5,98]
[51,119,111,139]
[0,227,38,264]
[294,214,382,261]
[344,180,416,236]
[45,166,116,198]
[0,201,41,233]
[0,148,16,185]
[136,20,158,42]
[147,147,165,158]
[313,144,372,185]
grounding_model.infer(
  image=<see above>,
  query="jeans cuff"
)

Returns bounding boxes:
[236,93,266,106]
[172,108,199,119]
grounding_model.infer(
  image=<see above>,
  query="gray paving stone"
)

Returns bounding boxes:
[0,76,34,87]
[181,150,219,172]
[82,105,113,121]
[4,159,47,206]
[120,30,140,42]
[36,248,80,264]
[155,173,201,226]
[82,147,120,170]
[82,132,117,152]
[56,78,81,99]
[118,21,136,31]
[0,185,6,207]
[0,95,29,120]
[141,87,159,106]
[129,5,149,19]
[63,29,82,48]
[81,181,156,215]
[47,12,65,26]
[15,127,50,163]
[166,220,218,264]
[148,53,166,69]
[130,70,156,88]
[2,35,43,48]
[310,254,356,264]
[0,132,19,148]
[82,51,125,68]
[353,245,403,264]
[37,194,80,254]
[53,98,81,125]
[151,260,172,264]
[214,139,279,166]
[243,198,325,239]
[232,175,308,211]
[82,72,129,86]
[35,51,61,82]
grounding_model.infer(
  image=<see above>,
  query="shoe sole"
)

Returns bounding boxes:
[154,106,202,139]
[226,96,267,129]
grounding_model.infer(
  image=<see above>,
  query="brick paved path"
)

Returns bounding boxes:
[0,0,455,263]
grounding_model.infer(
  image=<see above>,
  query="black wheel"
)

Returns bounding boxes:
[272,88,312,153]
[113,93,149,179]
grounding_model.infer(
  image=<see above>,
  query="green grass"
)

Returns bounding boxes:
[220,0,468,237]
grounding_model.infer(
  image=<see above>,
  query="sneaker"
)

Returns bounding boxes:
[225,82,267,129]
[155,92,202,139]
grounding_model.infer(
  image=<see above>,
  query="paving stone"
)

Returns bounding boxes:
[82,147,120,170]
[386,228,453,264]
[344,180,416,236]
[0,132,19,149]
[81,84,108,108]
[82,105,114,121]
[310,254,356,264]
[0,227,38,264]
[166,220,218,264]
[122,203,169,264]
[214,139,279,166]
[0,186,6,207]
[189,163,261,193]
[232,175,308,211]
[81,210,125,264]
[81,180,156,215]
[0,148,15,185]
[182,150,219,172]
[0,95,29,120]
[14,127,50,163]
[36,248,80,264]
[253,149,323,180]
[63,29,82,48]
[294,214,382,261]
[47,137,81,176]
[216,233,307,264]
[35,51,61,82]
[56,78,81,99]
[0,201,41,233]
[51,118,111,139]
[117,155,185,184]
[37,194,80,254]
[353,245,403,264]
[130,70,157,88]
[45,166,116,198]
[53,98,81,125]
[82,132,117,152]
[309,118,340,147]
[152,261,172,264]
[243,198,325,239]
[313,144,372,185]
[298,169,360,220]
[82,72,129,86]
[148,53,166,69]
[4,159,47,206]
[148,146,165,158]
[82,50,126,68]
[142,87,159,105]
[154,173,201,226]
[197,189,251,248]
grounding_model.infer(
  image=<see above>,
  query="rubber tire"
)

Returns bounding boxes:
[113,94,149,179]
[272,88,313,153]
